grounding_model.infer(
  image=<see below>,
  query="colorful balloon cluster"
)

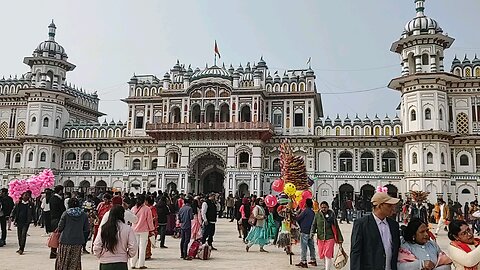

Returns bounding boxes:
[270,178,314,210]
[376,186,388,193]
[8,169,55,202]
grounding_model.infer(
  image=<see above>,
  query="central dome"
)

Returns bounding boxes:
[190,65,231,81]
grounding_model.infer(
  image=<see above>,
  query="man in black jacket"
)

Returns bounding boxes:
[49,185,65,258]
[0,188,14,247]
[350,192,400,270]
[201,193,218,250]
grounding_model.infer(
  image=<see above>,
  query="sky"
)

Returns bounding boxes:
[0,0,479,122]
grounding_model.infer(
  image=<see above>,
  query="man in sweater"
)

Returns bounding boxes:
[295,199,316,268]
[178,196,194,259]
[201,193,218,250]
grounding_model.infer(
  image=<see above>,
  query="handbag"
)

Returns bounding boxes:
[334,244,348,269]
[47,230,61,248]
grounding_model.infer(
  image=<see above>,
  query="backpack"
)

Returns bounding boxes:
[188,240,201,258]
[197,243,211,260]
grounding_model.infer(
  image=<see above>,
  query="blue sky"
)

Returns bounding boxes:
[0,0,479,121]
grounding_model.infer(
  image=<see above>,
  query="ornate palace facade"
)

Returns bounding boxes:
[0,1,479,206]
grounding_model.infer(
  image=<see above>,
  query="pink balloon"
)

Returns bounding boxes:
[271,179,284,193]
[264,194,278,208]
[302,190,313,200]
[299,198,306,209]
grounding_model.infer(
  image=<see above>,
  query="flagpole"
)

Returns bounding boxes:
[214,53,217,66]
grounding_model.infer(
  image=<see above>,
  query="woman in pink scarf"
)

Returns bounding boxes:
[448,220,480,270]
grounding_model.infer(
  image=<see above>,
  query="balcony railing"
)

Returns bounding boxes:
[146,121,273,131]
[168,163,178,169]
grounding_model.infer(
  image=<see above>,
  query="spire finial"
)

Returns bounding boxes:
[415,0,425,17]
[48,20,56,41]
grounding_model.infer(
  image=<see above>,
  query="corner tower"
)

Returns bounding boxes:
[389,0,457,200]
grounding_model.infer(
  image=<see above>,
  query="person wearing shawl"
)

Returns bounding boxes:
[448,220,480,270]
[397,218,451,270]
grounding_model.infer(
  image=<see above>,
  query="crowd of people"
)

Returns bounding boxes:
[1,185,480,269]
[0,186,229,269]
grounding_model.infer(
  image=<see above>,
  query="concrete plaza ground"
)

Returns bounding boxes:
[0,218,453,270]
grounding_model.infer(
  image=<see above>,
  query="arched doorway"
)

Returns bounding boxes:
[205,104,215,123]
[240,106,251,122]
[203,171,224,193]
[96,180,108,193]
[64,180,74,193]
[79,180,90,194]
[360,184,375,212]
[458,185,475,206]
[189,152,225,195]
[238,183,249,197]
[339,183,354,205]
[167,182,178,195]
[384,184,398,198]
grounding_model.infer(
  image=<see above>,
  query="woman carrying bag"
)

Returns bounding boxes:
[310,201,343,270]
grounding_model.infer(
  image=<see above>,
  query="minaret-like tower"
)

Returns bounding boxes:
[389,0,456,200]
[19,21,76,175]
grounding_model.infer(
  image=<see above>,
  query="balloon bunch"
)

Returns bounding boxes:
[376,186,388,193]
[271,178,314,210]
[8,169,55,202]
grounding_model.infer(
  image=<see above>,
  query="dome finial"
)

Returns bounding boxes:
[415,0,425,17]
[48,19,56,41]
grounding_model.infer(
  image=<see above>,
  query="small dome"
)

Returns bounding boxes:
[353,114,362,124]
[306,68,315,77]
[109,120,115,125]
[273,72,281,83]
[171,60,181,71]
[163,72,170,80]
[452,56,461,65]
[282,71,290,83]
[34,21,68,60]
[228,64,235,74]
[393,114,401,124]
[190,65,231,81]
[472,55,480,65]
[383,114,391,125]
[334,114,342,125]
[462,55,472,66]
[257,56,267,68]
[324,116,332,126]
[265,72,273,82]
[344,115,352,126]
[373,114,381,125]
[241,72,253,81]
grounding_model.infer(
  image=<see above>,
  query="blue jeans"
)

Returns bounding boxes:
[300,233,316,263]
[180,228,191,258]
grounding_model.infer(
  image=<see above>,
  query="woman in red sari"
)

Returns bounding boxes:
[448,220,480,270]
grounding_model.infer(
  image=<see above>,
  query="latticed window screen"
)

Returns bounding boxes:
[456,113,469,134]
[0,122,8,138]
[16,121,25,137]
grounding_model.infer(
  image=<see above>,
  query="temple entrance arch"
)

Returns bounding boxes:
[360,184,375,212]
[238,183,249,197]
[189,151,226,194]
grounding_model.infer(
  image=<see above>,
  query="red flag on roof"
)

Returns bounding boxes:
[214,40,221,59]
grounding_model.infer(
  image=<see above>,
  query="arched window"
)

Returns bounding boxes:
[382,152,397,172]
[81,152,92,160]
[205,104,215,123]
[272,110,283,127]
[360,152,374,172]
[427,152,433,164]
[219,103,230,122]
[273,158,280,172]
[151,159,158,170]
[240,106,251,122]
[168,152,179,168]
[412,152,418,164]
[375,126,380,136]
[384,127,390,136]
[31,116,36,123]
[425,108,431,120]
[239,152,250,169]
[66,152,76,160]
[411,110,416,121]
[40,152,46,162]
[28,151,34,161]
[55,119,60,129]
[422,54,429,65]
[364,127,371,136]
[52,153,56,163]
[170,107,181,123]
[294,109,304,127]
[339,152,353,172]
[335,127,341,136]
[440,153,445,165]
[132,159,141,170]
[462,188,471,194]
[14,153,21,163]
[43,117,49,127]
[98,152,109,160]
[395,126,401,135]
[191,104,201,123]
[460,154,469,166]
[439,109,443,121]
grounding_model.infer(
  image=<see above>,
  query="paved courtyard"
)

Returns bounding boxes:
[0,219,453,270]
